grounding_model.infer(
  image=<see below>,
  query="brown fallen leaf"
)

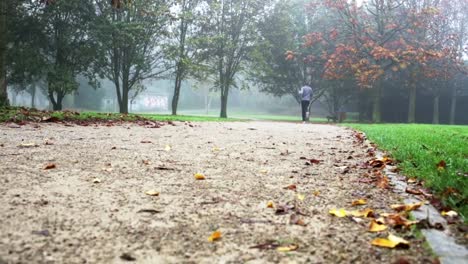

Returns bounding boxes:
[436,160,447,171]
[371,233,410,249]
[405,187,423,195]
[290,214,307,226]
[407,178,418,184]
[137,209,161,214]
[142,160,150,165]
[120,253,136,261]
[277,244,299,252]
[313,190,321,196]
[310,159,320,164]
[140,140,152,144]
[43,163,56,170]
[386,214,419,228]
[391,202,424,212]
[250,241,280,250]
[352,199,367,206]
[284,184,297,191]
[376,176,390,189]
[369,220,388,232]
[207,231,222,242]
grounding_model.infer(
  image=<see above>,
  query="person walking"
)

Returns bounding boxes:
[298,84,313,123]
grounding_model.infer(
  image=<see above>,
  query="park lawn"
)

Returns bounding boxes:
[347,124,468,220]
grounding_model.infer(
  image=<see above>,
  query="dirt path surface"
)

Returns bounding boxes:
[0,122,432,263]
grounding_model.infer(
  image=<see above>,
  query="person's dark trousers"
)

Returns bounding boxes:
[301,100,310,121]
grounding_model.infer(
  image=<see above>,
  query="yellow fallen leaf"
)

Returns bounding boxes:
[369,220,388,232]
[441,210,458,217]
[267,201,274,208]
[277,244,299,252]
[145,190,160,196]
[18,143,38,148]
[407,178,418,184]
[165,145,171,151]
[212,147,220,152]
[391,202,424,212]
[297,194,305,201]
[352,199,367,206]
[350,208,374,218]
[92,178,101,184]
[371,233,410,249]
[259,169,268,174]
[207,231,221,242]
[194,173,206,180]
[329,208,347,218]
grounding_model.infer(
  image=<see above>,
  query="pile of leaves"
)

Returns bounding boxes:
[0,107,168,128]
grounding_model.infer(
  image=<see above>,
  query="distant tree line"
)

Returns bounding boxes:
[0,0,467,123]
[251,0,468,124]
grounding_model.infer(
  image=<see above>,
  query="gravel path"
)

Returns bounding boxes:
[0,122,432,263]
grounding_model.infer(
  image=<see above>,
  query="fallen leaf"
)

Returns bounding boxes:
[137,209,161,214]
[165,145,171,151]
[92,178,101,184]
[142,160,150,165]
[391,202,424,212]
[194,173,206,180]
[441,210,458,217]
[297,194,305,201]
[145,190,160,196]
[407,178,418,184]
[155,166,175,171]
[43,163,56,170]
[267,201,274,208]
[259,169,268,174]
[369,220,388,232]
[386,214,419,228]
[277,244,299,252]
[284,184,297,191]
[120,253,136,261]
[140,140,152,144]
[212,147,220,152]
[350,208,375,218]
[207,231,222,242]
[250,241,280,250]
[290,214,307,226]
[313,190,320,196]
[310,159,320,164]
[406,187,423,195]
[18,143,38,148]
[371,233,410,249]
[352,199,367,206]
[436,160,446,171]
[329,208,347,218]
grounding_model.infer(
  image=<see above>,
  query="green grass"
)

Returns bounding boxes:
[346,124,468,219]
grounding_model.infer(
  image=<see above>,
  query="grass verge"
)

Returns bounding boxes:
[346,124,468,220]
[0,107,242,123]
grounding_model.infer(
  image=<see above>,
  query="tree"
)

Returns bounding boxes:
[0,0,8,106]
[36,0,98,110]
[168,0,206,116]
[203,0,270,118]
[94,0,171,114]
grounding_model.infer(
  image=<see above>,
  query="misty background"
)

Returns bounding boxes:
[1,0,467,123]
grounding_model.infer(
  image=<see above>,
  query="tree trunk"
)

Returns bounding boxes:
[407,82,416,123]
[220,85,229,118]
[120,82,129,114]
[449,85,457,125]
[0,0,7,107]
[372,85,382,123]
[30,84,36,108]
[172,74,182,115]
[432,95,439,124]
